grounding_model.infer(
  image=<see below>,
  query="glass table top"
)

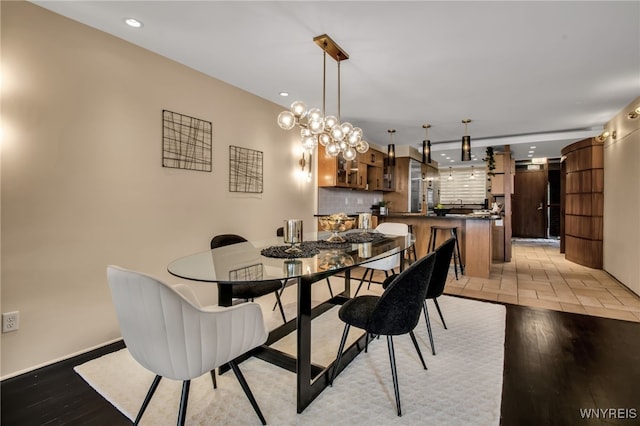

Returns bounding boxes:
[168,230,415,283]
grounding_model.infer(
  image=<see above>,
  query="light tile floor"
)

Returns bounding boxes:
[442,238,640,322]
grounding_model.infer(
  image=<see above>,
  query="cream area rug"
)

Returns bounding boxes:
[74,296,505,425]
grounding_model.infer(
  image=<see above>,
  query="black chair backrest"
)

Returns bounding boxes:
[210,234,247,249]
[276,227,284,237]
[368,251,436,336]
[426,238,456,299]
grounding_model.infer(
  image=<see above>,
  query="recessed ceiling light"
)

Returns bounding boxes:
[530,146,536,149]
[528,150,535,154]
[450,159,455,162]
[440,153,446,156]
[528,154,533,157]
[279,92,289,97]
[124,18,143,28]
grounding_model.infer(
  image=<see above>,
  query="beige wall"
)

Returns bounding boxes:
[1,2,316,377]
[602,97,640,296]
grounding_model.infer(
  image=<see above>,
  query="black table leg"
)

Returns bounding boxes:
[297,276,313,413]
[217,283,233,307]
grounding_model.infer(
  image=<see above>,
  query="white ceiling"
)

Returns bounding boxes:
[31,1,640,166]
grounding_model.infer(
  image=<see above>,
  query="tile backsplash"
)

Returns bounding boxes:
[318,188,382,215]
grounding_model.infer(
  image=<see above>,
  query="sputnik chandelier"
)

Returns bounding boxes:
[277,34,369,160]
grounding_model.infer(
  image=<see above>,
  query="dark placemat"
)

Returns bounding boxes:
[260,232,389,259]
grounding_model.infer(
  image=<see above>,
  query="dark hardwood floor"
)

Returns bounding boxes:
[501,305,640,426]
[2,304,639,425]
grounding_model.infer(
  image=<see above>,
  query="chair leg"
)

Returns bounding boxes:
[274,289,287,324]
[229,360,266,425]
[423,301,436,355]
[367,268,375,290]
[409,330,428,370]
[134,375,162,425]
[452,229,464,277]
[210,370,217,389]
[272,280,287,311]
[326,278,334,298]
[386,335,402,416]
[354,269,371,297]
[365,330,369,353]
[177,380,190,426]
[330,324,351,386]
[433,298,448,329]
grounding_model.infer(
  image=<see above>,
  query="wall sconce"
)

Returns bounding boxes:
[387,129,396,167]
[422,124,431,164]
[299,151,312,181]
[461,119,472,161]
[447,166,454,181]
[470,165,476,179]
[595,130,615,143]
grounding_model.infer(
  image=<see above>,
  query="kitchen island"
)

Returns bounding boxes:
[379,213,499,278]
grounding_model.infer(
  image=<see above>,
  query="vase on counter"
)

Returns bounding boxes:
[380,206,387,215]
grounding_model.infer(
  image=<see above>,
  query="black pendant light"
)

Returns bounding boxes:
[461,119,472,162]
[387,129,396,166]
[422,124,431,164]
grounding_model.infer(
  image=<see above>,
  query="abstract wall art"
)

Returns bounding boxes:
[162,110,212,172]
[229,145,263,193]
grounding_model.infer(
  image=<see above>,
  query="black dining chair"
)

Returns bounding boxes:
[381,238,456,355]
[422,238,456,355]
[272,227,334,313]
[330,251,437,416]
[210,234,287,324]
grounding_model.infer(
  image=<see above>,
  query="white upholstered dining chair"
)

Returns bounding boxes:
[106,265,269,426]
[353,222,409,296]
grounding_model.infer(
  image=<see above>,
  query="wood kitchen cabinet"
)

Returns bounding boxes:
[359,150,384,167]
[382,158,395,191]
[367,165,384,191]
[353,161,368,189]
[318,145,388,191]
[318,145,356,187]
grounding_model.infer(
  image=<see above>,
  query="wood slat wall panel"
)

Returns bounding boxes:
[565,235,603,269]
[561,138,603,269]
[565,216,603,240]
[566,170,592,193]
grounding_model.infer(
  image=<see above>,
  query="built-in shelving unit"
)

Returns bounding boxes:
[490,148,513,262]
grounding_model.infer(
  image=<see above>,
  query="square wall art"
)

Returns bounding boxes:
[229,145,263,193]
[162,110,212,172]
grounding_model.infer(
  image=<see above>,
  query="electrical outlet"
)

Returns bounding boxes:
[2,311,19,333]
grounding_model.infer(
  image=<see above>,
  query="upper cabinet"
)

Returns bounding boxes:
[317,146,393,191]
[359,150,384,167]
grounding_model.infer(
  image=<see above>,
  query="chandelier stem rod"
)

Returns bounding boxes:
[322,51,326,116]
[337,59,341,122]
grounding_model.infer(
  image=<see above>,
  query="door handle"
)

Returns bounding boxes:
[537,202,543,211]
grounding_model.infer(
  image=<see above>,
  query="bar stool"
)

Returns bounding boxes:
[427,225,464,279]
[405,224,418,265]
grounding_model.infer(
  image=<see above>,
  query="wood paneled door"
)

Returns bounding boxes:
[513,168,547,238]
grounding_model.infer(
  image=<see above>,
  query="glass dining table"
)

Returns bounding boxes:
[167,229,415,413]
